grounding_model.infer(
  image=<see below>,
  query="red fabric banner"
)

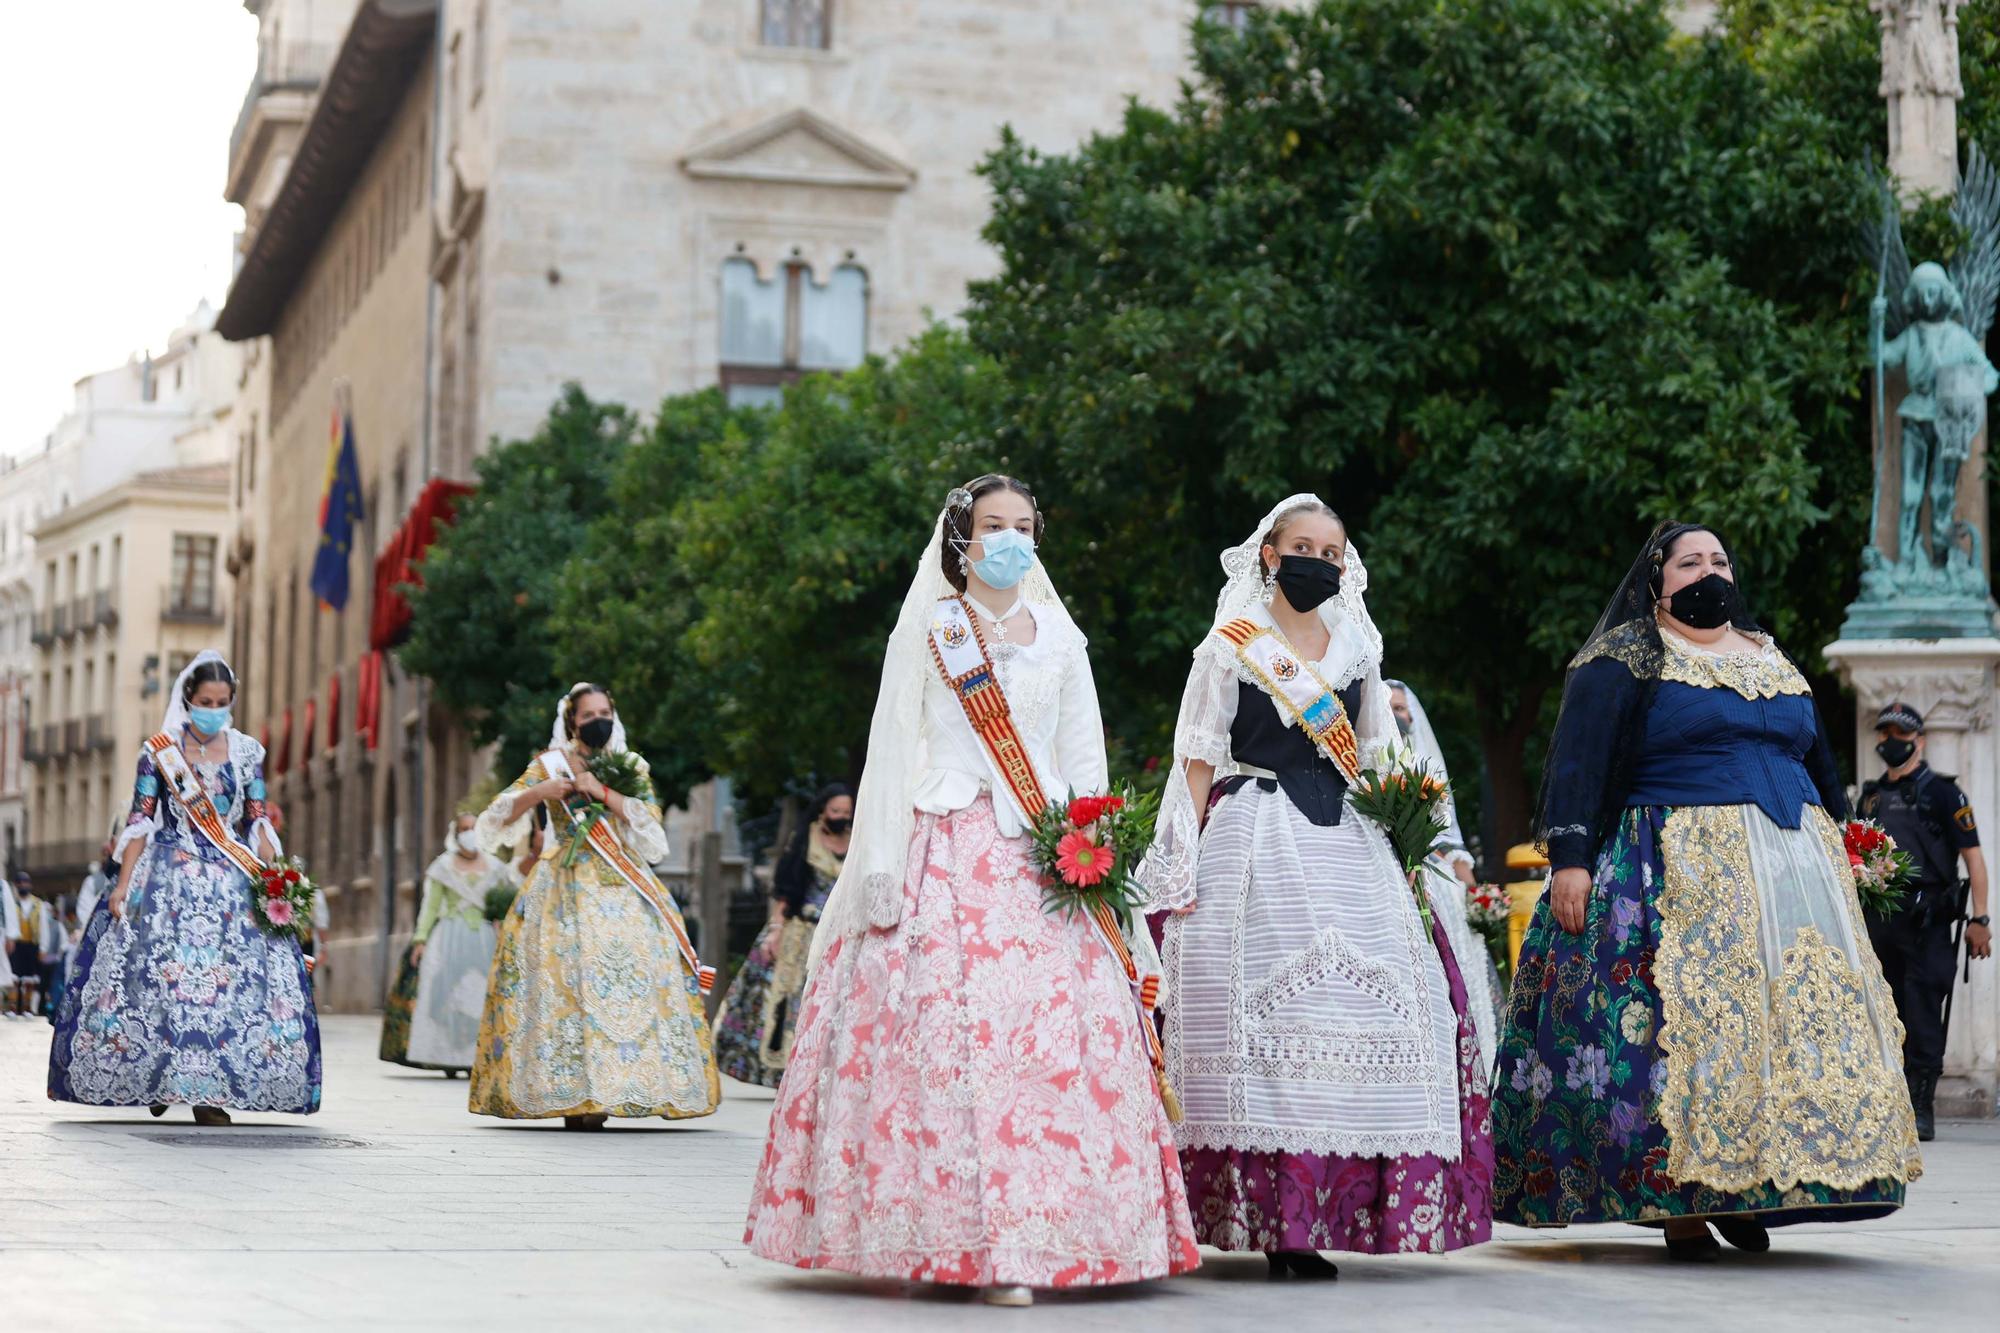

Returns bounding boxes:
[325,671,342,751]
[357,650,383,751]
[370,478,475,651]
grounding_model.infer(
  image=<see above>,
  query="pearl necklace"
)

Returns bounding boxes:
[968,593,1026,642]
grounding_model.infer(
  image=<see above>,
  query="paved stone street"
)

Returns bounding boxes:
[3,1015,1996,1331]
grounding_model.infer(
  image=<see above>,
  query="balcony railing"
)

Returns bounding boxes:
[63,719,82,756]
[53,603,72,639]
[24,727,46,763]
[228,38,340,173]
[87,714,112,752]
[30,612,54,647]
[71,596,92,636]
[162,586,224,625]
[95,587,119,629]
[39,723,59,760]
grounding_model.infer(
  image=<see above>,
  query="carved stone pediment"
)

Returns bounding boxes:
[681,108,915,191]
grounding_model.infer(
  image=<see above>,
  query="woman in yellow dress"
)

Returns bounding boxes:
[469,682,721,1128]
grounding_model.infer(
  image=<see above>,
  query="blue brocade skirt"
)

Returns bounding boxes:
[49,832,322,1114]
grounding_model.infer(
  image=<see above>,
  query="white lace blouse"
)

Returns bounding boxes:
[912,603,1109,835]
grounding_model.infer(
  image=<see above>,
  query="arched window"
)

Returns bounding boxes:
[718,257,868,407]
[761,0,829,50]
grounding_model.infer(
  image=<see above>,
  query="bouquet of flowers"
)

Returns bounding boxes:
[1026,787,1161,929]
[1844,818,1914,916]
[251,856,317,945]
[1346,746,1453,931]
[560,749,652,869]
[588,750,650,800]
[1466,879,1513,982]
[483,883,520,923]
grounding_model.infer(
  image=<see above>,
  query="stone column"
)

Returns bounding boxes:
[1825,636,2000,1117]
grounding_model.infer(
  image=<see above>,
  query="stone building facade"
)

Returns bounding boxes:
[219,0,1257,1010]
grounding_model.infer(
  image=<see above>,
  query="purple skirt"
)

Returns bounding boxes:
[1175,919,1495,1254]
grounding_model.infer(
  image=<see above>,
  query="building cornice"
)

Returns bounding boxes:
[32,469,230,540]
[218,0,439,342]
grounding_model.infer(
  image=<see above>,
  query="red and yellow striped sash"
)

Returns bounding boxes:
[144,732,265,882]
[927,598,1175,1113]
[1215,618,1362,782]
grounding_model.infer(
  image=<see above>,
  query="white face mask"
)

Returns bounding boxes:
[456,830,479,854]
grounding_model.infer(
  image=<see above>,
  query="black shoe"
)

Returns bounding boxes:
[148,1104,168,1118]
[1267,1250,1339,1278]
[1909,1070,1939,1142]
[1664,1227,1721,1263]
[1713,1217,1770,1253]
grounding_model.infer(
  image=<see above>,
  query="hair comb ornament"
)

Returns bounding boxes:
[946,486,974,513]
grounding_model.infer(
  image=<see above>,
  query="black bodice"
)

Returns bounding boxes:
[1224,677,1364,827]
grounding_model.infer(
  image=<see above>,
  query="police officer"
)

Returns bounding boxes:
[1858,702,1994,1141]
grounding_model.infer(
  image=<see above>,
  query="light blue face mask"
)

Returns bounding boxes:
[189,705,232,737]
[968,528,1037,590]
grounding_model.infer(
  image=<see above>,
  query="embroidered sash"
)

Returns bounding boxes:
[1215,619,1362,783]
[144,732,265,882]
[540,750,714,994]
[926,597,1177,1114]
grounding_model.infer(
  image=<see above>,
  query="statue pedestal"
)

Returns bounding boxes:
[1824,636,2000,1118]
[1840,595,1996,640]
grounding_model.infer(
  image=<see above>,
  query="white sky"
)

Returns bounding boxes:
[0,3,257,460]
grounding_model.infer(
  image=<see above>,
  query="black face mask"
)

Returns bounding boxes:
[1274,555,1342,613]
[576,717,615,750]
[1666,572,1740,630]
[1876,737,1918,769]
[823,817,852,836]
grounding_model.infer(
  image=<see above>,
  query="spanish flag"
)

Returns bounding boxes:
[311,402,365,611]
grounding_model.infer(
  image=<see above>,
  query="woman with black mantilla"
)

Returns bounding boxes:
[1492,521,1922,1260]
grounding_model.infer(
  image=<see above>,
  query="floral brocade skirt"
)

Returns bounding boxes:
[50,837,321,1114]
[714,912,817,1089]
[1493,805,1921,1226]
[378,944,426,1068]
[469,859,720,1120]
[744,796,1200,1287]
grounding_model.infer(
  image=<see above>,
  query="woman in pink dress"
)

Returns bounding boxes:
[744,475,1199,1307]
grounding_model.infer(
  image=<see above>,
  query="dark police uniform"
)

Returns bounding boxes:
[1858,761,1976,1079]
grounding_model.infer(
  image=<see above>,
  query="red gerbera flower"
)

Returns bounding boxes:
[1055,831,1114,887]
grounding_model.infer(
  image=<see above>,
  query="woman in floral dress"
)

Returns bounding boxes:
[744,476,1198,1307]
[1140,495,1492,1275]
[470,683,719,1128]
[713,783,850,1087]
[49,651,320,1124]
[1494,522,1921,1259]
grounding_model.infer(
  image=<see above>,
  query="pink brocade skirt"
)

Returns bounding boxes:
[743,796,1201,1287]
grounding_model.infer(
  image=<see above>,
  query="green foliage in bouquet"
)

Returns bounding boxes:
[1347,750,1453,931]
[482,883,519,923]
[587,749,651,801]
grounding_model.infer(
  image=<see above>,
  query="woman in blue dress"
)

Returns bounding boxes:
[1493,523,1921,1259]
[50,651,321,1125]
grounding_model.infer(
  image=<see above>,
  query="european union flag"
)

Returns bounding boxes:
[311,406,365,610]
